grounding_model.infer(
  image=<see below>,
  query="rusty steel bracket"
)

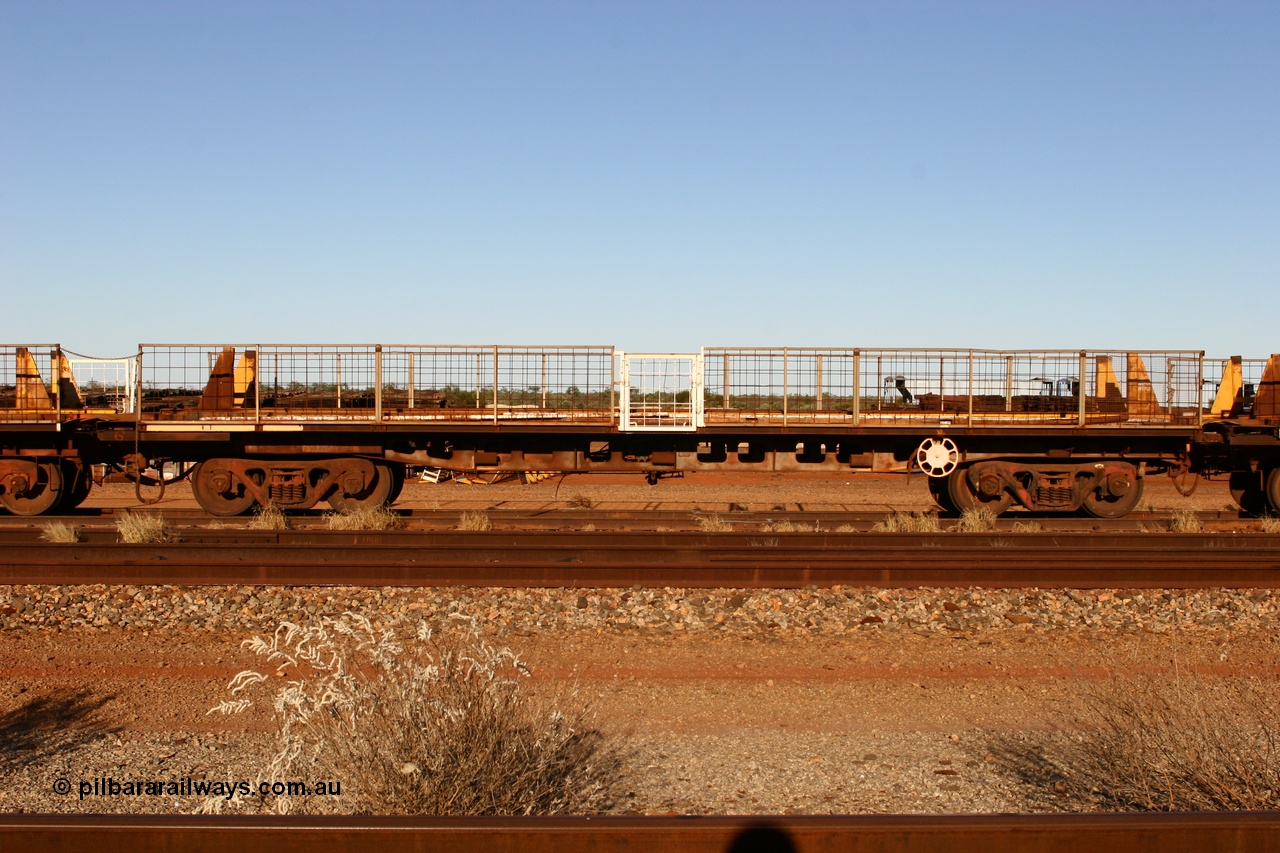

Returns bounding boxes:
[1168,455,1200,497]
[123,453,166,504]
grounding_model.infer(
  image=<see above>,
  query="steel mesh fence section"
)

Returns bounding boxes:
[139,345,222,417]
[856,350,972,424]
[702,349,858,424]
[380,346,614,422]
[0,346,59,422]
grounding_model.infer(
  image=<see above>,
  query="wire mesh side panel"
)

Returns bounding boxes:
[380,347,490,415]
[494,348,614,421]
[257,346,379,418]
[0,346,59,422]
[141,346,241,419]
[1082,351,1202,426]
[966,351,1086,423]
[702,349,857,424]
[1204,358,1272,414]
[856,350,974,424]
[380,346,615,423]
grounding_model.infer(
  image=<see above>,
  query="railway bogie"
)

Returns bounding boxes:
[2,343,1278,517]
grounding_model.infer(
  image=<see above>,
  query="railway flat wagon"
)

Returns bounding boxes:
[2,343,1278,518]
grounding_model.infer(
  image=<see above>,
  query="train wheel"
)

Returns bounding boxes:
[947,469,1012,515]
[1082,474,1145,519]
[55,460,93,511]
[927,475,958,513]
[1266,468,1280,516]
[1229,471,1268,516]
[327,462,394,512]
[385,463,406,504]
[0,461,65,516]
[191,461,257,517]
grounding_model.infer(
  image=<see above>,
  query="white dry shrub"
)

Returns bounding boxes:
[206,614,626,816]
[994,675,1280,811]
[696,515,733,532]
[39,521,80,543]
[1166,509,1204,533]
[116,512,172,543]
[953,507,998,533]
[324,505,405,531]
[1011,520,1043,533]
[871,511,941,533]
[1259,516,1280,533]
[248,503,290,530]
[759,519,815,533]
[456,511,493,531]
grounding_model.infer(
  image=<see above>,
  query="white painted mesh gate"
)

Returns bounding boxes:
[618,353,704,431]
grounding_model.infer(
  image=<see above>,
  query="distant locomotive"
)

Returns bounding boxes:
[2,343,1277,518]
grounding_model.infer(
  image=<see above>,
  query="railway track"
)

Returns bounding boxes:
[2,529,1277,588]
[2,813,1278,853]
[0,507,1263,533]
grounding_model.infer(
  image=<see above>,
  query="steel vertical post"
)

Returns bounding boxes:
[254,346,260,424]
[1078,351,1087,426]
[968,351,974,420]
[782,348,789,426]
[374,346,382,422]
[851,350,860,427]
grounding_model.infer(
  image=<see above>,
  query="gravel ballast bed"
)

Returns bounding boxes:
[2,584,1277,635]
[3,583,1277,817]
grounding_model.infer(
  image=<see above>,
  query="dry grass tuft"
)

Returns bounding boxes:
[871,511,941,533]
[696,515,733,532]
[992,674,1280,811]
[566,494,594,510]
[457,511,493,531]
[759,519,813,533]
[39,521,80,543]
[248,503,290,530]
[1257,516,1280,533]
[1166,509,1204,533]
[834,523,857,533]
[116,512,172,543]
[954,507,998,533]
[207,615,629,815]
[325,505,405,531]
[1011,520,1043,533]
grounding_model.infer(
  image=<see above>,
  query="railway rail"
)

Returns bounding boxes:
[0,507,1263,533]
[1,813,1278,853]
[2,530,1277,588]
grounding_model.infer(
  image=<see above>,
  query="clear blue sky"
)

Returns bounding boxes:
[2,1,1276,357]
